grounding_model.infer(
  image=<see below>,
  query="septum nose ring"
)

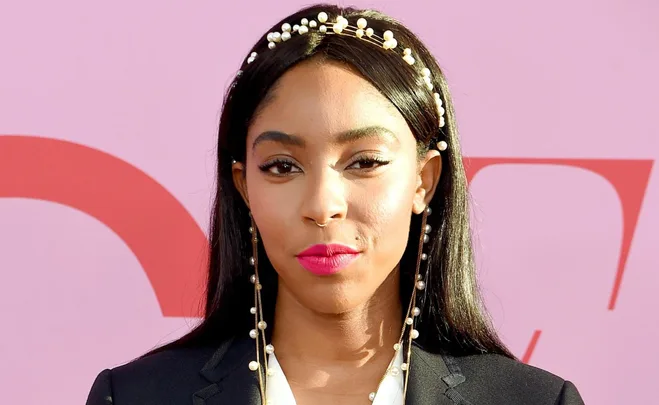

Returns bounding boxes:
[314,221,329,228]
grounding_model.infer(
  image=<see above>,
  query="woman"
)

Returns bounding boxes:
[86,4,584,405]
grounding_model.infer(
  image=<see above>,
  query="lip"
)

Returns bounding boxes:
[296,244,360,275]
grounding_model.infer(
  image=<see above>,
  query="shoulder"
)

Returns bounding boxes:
[448,353,584,405]
[112,345,217,382]
[85,345,217,405]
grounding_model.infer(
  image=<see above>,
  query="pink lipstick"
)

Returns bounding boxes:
[296,244,360,275]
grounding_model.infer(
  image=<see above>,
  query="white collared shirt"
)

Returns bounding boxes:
[265,349,404,405]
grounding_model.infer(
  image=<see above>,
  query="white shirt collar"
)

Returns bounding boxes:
[265,349,405,405]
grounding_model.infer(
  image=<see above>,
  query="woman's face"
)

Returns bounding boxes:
[234,59,440,314]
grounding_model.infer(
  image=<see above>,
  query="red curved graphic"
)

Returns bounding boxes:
[522,330,542,364]
[0,135,208,317]
[464,157,653,311]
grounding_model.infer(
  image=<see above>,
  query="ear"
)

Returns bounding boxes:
[412,149,442,215]
[232,161,250,208]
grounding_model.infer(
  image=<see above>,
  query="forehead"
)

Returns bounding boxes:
[247,60,413,147]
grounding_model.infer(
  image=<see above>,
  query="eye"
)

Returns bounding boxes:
[347,156,391,170]
[258,159,302,176]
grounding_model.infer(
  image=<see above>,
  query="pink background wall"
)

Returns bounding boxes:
[0,0,657,403]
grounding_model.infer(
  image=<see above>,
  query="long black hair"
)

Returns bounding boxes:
[147,3,514,359]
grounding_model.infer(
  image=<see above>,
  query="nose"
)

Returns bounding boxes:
[300,168,348,227]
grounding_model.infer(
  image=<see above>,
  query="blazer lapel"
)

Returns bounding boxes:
[193,338,470,405]
[194,337,262,405]
[406,345,470,405]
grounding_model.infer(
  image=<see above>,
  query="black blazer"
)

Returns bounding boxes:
[86,337,584,404]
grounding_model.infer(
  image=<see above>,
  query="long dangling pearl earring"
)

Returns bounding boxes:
[247,214,272,404]
[400,205,431,398]
[370,206,432,402]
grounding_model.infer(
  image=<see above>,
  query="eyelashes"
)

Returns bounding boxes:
[258,158,301,176]
[258,155,391,176]
[347,157,390,170]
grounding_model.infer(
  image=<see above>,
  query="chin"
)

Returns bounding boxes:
[298,283,374,315]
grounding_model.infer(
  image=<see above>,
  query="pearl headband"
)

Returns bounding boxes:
[243,11,449,152]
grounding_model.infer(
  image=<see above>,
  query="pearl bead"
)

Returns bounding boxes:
[423,234,430,243]
[393,343,401,351]
[249,329,257,339]
[249,226,254,234]
[272,32,281,42]
[421,253,427,261]
[267,368,275,376]
[250,274,256,283]
[411,329,419,339]
[282,23,291,32]
[298,25,309,35]
[438,141,448,151]
[366,28,374,37]
[368,392,376,401]
[319,25,327,33]
[318,12,328,23]
[413,307,421,316]
[403,55,416,65]
[390,366,400,376]
[250,307,256,314]
[425,224,432,234]
[332,24,343,34]
[426,207,432,215]
[403,48,412,56]
[267,33,274,42]
[309,20,317,28]
[389,39,397,49]
[401,362,408,371]
[281,32,291,41]
[258,321,267,330]
[416,280,426,290]
[356,29,364,38]
[440,117,446,128]
[301,18,309,26]
[383,30,394,41]
[249,257,255,266]
[293,24,299,32]
[406,317,414,325]
[357,18,367,29]
[416,274,423,281]
[256,283,262,290]
[422,68,431,77]
[249,361,259,371]
[265,344,275,354]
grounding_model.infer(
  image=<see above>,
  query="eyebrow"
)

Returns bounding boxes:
[251,125,399,151]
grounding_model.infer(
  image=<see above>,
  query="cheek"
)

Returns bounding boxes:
[356,165,418,255]
[244,169,294,253]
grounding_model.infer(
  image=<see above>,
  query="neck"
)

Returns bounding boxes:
[271,268,402,372]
